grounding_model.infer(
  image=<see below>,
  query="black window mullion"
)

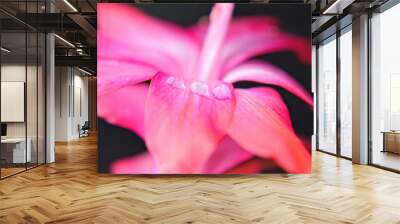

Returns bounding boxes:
[24,0,28,171]
[316,44,320,151]
[336,29,341,157]
[367,11,373,165]
[36,0,39,167]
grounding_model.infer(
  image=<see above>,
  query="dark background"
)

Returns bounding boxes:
[98,3,312,173]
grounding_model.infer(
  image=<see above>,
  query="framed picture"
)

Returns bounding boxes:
[98,3,312,174]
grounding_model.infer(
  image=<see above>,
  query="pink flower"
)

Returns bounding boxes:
[98,3,313,174]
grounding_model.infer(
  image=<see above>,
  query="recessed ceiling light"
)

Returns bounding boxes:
[78,67,93,76]
[1,47,11,53]
[63,0,78,12]
[54,34,75,48]
[322,0,354,15]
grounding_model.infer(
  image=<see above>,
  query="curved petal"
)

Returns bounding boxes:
[144,72,236,173]
[202,137,253,174]
[221,32,311,73]
[98,3,200,78]
[98,59,156,95]
[111,138,253,174]
[197,3,234,81]
[225,158,280,174]
[110,153,156,174]
[189,16,278,42]
[223,60,313,107]
[228,88,311,173]
[188,16,310,74]
[240,86,294,130]
[299,135,311,150]
[98,84,148,138]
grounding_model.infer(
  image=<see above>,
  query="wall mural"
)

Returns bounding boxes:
[97,3,313,174]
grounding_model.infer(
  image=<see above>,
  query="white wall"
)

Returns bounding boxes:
[72,73,89,138]
[1,63,46,164]
[1,65,40,137]
[55,67,89,141]
[1,65,26,140]
[55,66,70,141]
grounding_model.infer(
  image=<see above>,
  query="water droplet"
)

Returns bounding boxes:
[172,79,185,89]
[212,84,232,100]
[190,81,209,96]
[166,76,175,85]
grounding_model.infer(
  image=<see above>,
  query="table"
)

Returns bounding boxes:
[382,131,400,154]
[1,138,31,163]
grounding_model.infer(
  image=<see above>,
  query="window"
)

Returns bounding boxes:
[317,36,337,154]
[339,28,352,158]
[370,2,400,171]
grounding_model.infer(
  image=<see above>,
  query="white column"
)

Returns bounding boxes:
[352,14,369,164]
[46,0,56,163]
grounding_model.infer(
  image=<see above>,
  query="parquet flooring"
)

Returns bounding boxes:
[0,167,26,178]
[1,134,400,223]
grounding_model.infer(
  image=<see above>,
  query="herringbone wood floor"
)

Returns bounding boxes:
[1,135,400,224]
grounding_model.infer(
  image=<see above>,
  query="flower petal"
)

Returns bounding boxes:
[197,3,234,81]
[98,3,199,78]
[202,137,253,174]
[144,72,236,173]
[225,158,280,174]
[110,153,156,174]
[243,86,294,130]
[189,16,278,43]
[228,88,311,173]
[221,31,311,73]
[98,84,148,138]
[189,15,310,74]
[223,60,313,107]
[98,59,156,95]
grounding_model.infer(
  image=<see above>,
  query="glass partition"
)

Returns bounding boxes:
[0,1,46,179]
[1,30,28,177]
[317,35,337,154]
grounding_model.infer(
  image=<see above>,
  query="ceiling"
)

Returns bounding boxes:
[0,0,390,74]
